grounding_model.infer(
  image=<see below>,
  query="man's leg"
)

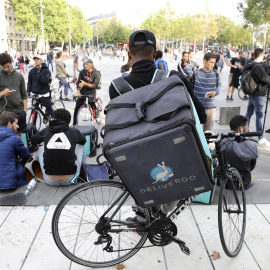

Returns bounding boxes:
[202,108,216,132]
[73,98,85,125]
[253,96,264,139]
[73,63,76,76]
[75,63,80,73]
[245,96,255,127]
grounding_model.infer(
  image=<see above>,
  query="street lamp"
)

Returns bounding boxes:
[68,5,72,53]
[40,0,45,53]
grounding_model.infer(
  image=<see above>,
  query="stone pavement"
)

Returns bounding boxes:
[0,52,270,269]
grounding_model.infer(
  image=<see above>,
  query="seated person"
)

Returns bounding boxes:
[31,109,86,186]
[0,112,31,190]
[223,115,258,189]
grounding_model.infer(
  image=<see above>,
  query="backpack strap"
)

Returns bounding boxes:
[151,69,170,83]
[111,77,134,96]
[213,69,219,88]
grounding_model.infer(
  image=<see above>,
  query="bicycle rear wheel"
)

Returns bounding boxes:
[218,167,246,257]
[95,97,103,124]
[52,100,65,109]
[238,89,248,100]
[26,108,42,131]
[77,104,94,126]
[52,180,150,268]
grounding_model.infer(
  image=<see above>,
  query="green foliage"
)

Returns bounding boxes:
[103,18,131,44]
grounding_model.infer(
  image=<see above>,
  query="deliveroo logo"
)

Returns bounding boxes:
[150,162,174,184]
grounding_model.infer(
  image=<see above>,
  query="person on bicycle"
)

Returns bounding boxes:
[109,30,207,220]
[30,109,86,186]
[222,115,258,189]
[0,53,28,138]
[27,54,54,118]
[73,59,101,125]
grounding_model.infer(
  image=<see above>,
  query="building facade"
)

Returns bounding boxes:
[0,0,36,53]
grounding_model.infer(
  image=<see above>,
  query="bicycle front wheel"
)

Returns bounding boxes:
[77,104,94,126]
[26,107,42,131]
[238,89,248,100]
[52,180,150,268]
[218,167,246,257]
[52,100,65,109]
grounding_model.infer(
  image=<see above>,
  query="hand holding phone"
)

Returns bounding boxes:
[205,92,210,98]
[11,89,16,92]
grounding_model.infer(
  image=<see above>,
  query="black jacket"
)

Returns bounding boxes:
[77,68,101,95]
[109,60,207,124]
[47,52,54,62]
[242,60,270,96]
[27,63,51,95]
[31,119,86,175]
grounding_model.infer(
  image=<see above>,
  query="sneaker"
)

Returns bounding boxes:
[226,96,230,101]
[265,129,270,133]
[258,138,270,147]
[244,95,249,100]
[64,98,71,101]
[230,96,233,101]
[60,97,64,100]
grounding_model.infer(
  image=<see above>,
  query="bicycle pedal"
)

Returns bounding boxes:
[179,242,190,256]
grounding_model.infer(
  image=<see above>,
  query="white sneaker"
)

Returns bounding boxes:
[258,138,270,147]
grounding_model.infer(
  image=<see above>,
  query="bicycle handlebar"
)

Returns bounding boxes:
[205,131,262,140]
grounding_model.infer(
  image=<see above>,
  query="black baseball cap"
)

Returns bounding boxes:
[129,30,156,50]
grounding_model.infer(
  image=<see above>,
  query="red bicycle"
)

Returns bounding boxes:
[74,94,103,126]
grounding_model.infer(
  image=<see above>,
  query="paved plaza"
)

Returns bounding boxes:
[0,52,270,270]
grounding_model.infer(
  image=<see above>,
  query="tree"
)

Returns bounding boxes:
[216,16,235,47]
[238,0,269,50]
[103,18,131,45]
[196,12,218,52]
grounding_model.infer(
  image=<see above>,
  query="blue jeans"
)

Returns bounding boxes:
[58,76,69,97]
[245,95,264,139]
[48,61,53,72]
[37,145,85,186]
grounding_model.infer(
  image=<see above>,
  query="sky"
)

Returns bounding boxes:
[66,0,244,26]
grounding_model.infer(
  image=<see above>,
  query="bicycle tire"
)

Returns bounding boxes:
[26,107,42,131]
[95,97,103,124]
[77,104,94,126]
[238,89,248,101]
[52,180,150,268]
[52,100,65,109]
[218,167,246,257]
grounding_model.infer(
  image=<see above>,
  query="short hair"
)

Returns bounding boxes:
[55,51,62,59]
[254,48,264,58]
[129,45,154,58]
[53,109,71,124]
[0,53,12,66]
[0,111,18,127]
[229,115,248,131]
[182,51,188,57]
[204,52,217,61]
[155,50,163,60]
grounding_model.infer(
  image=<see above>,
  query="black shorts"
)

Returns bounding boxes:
[16,111,27,132]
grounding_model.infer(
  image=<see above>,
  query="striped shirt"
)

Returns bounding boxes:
[184,62,221,108]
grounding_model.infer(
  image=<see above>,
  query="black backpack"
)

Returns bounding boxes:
[241,64,259,95]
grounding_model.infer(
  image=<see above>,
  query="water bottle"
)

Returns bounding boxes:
[25,179,37,195]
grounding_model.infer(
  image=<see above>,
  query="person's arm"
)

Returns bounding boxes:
[15,137,31,162]
[27,70,32,95]
[76,129,86,145]
[184,62,196,78]
[37,68,51,84]
[20,76,27,112]
[79,70,100,90]
[227,58,238,69]
[30,129,45,145]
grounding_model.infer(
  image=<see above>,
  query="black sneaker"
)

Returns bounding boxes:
[60,97,64,100]
[64,98,71,101]
[226,96,230,101]
[265,129,270,133]
[230,96,233,101]
[244,95,249,100]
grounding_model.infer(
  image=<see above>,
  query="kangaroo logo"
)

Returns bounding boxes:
[150,162,174,184]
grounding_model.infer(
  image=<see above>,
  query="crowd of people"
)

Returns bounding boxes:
[0,30,269,202]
